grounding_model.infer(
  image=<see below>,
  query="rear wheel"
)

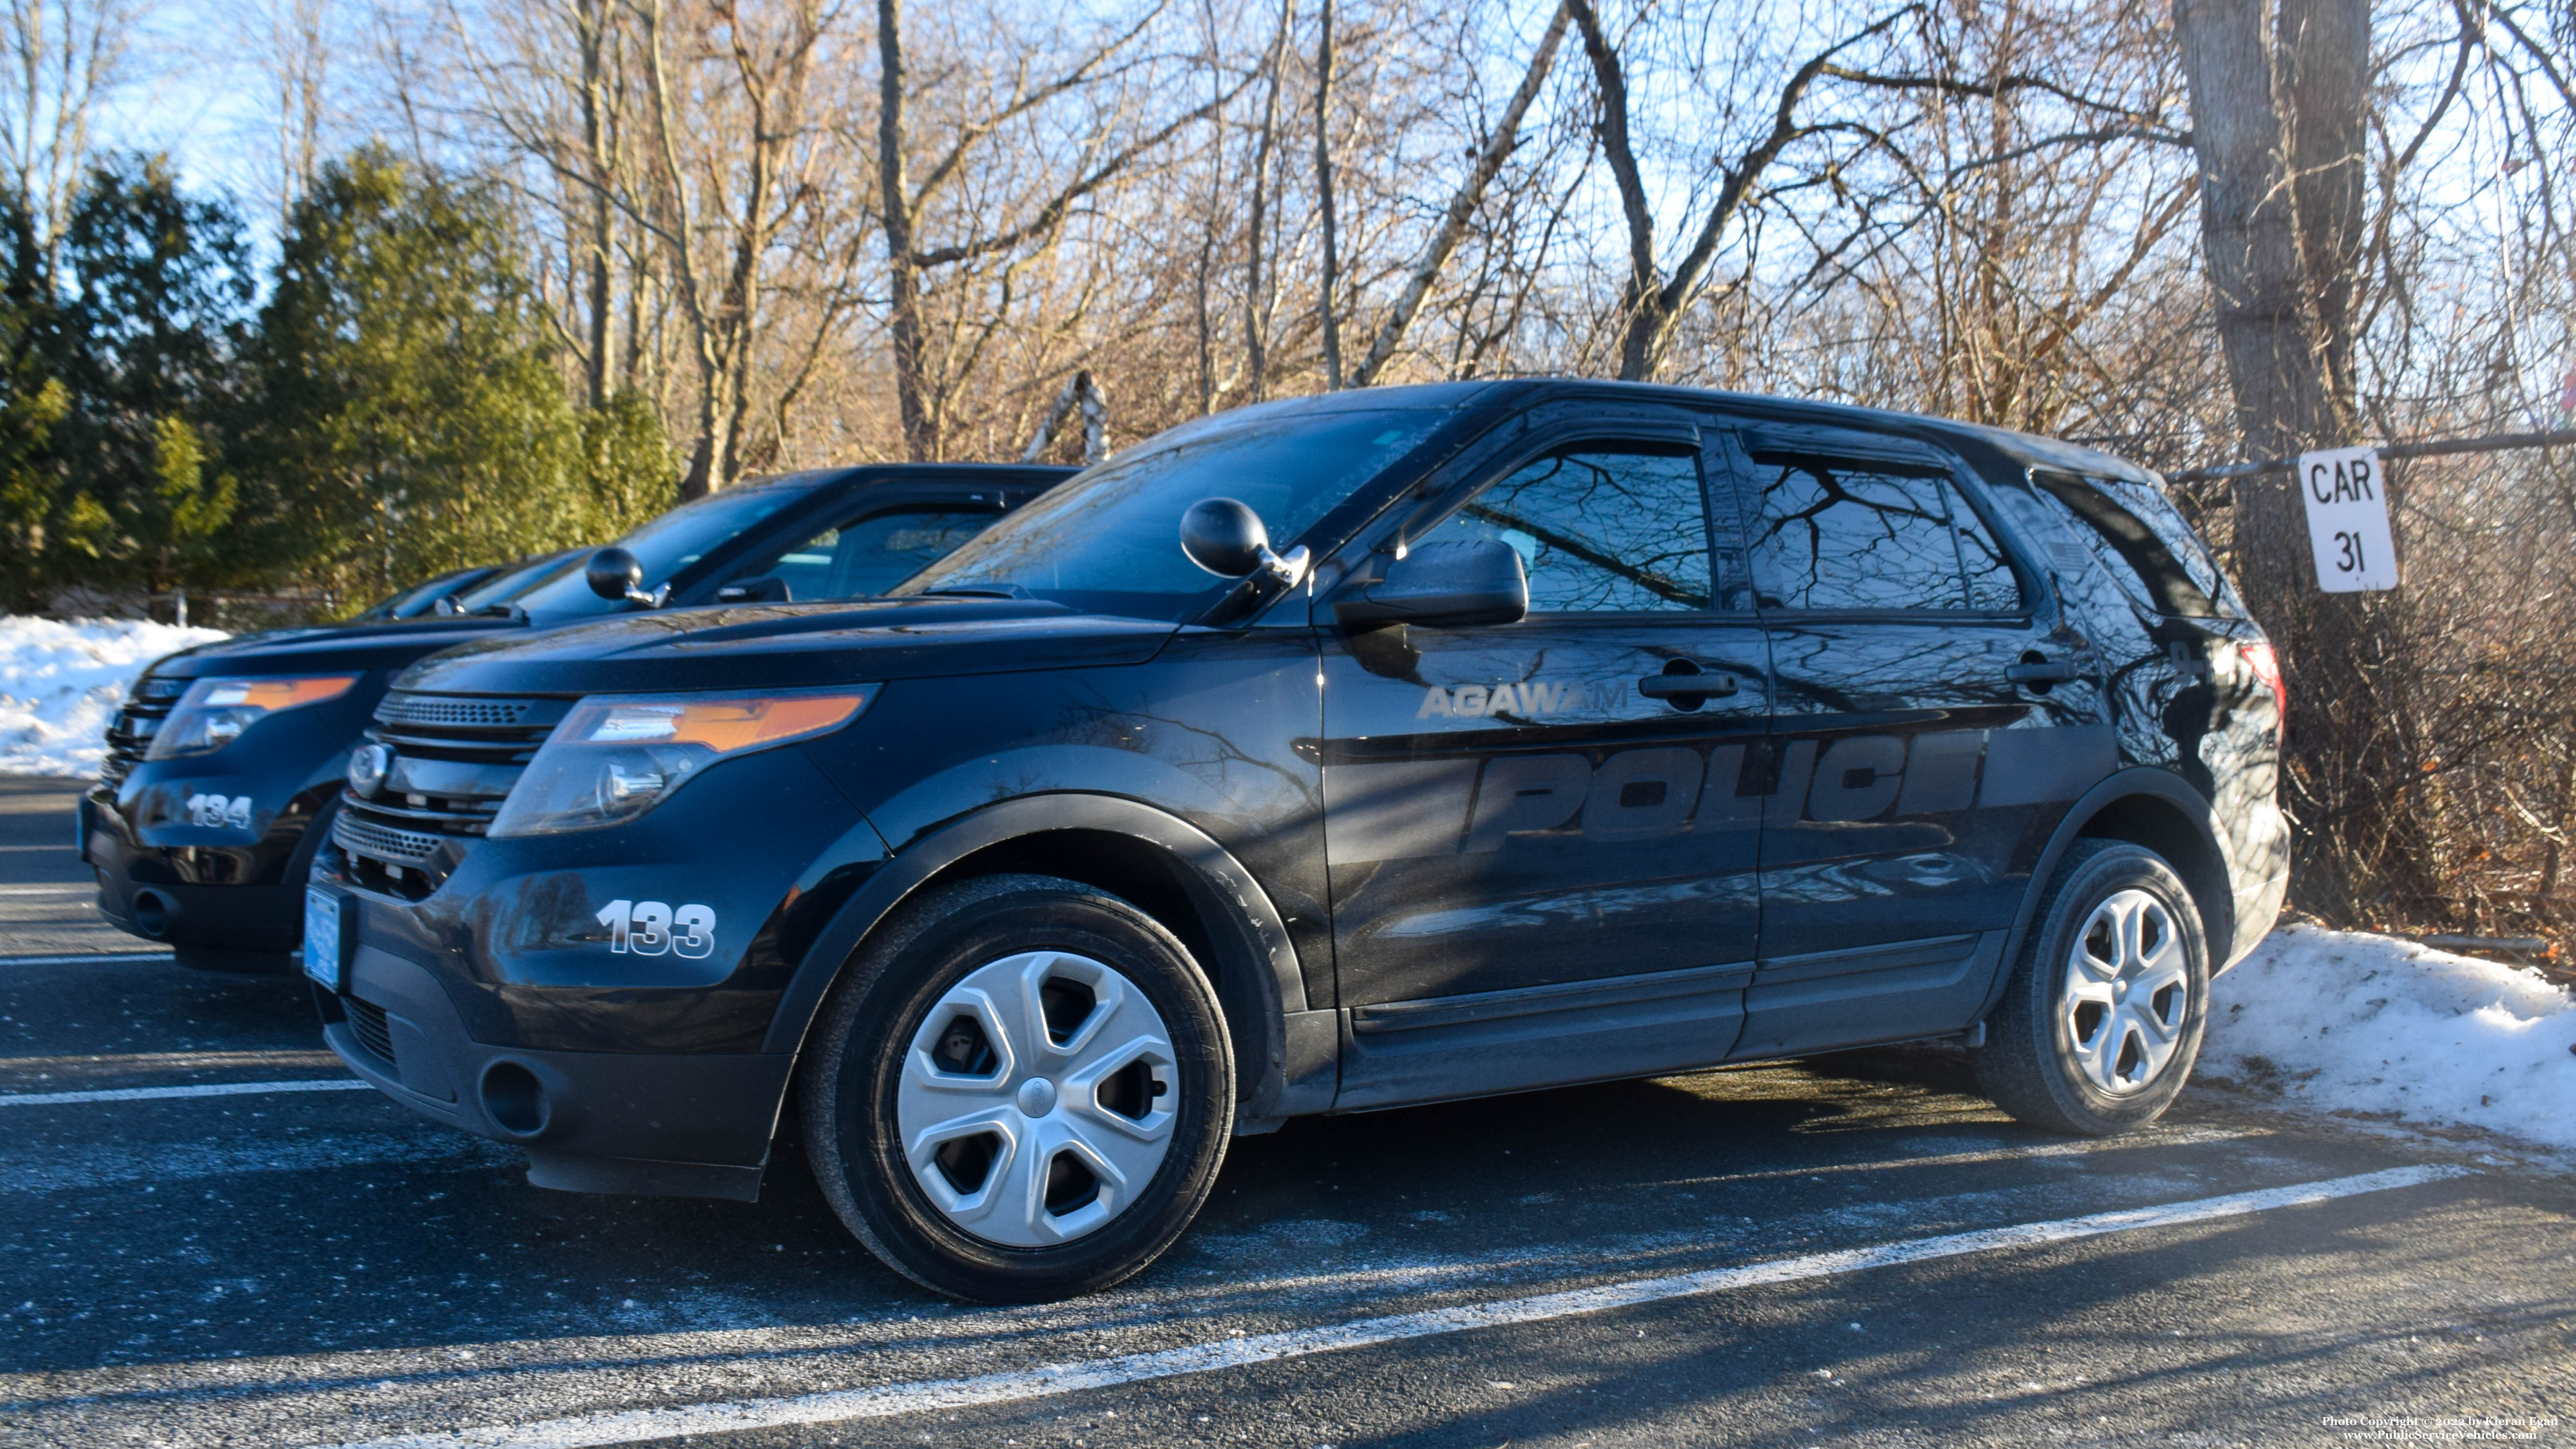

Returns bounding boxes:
[1975,840,2209,1135]
[800,874,1234,1302]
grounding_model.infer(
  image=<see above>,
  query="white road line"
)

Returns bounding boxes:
[0,1078,366,1107]
[315,1163,2469,1449]
[0,951,175,966]
[0,882,94,894]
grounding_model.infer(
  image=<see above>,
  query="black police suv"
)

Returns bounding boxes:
[308,380,2288,1302]
[85,464,1070,971]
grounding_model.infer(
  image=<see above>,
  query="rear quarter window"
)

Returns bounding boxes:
[2032,472,2239,618]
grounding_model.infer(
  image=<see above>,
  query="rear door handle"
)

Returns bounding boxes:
[1639,673,1739,699]
[2005,659,2080,684]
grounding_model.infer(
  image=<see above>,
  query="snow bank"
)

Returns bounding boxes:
[2205,924,2576,1152]
[0,616,228,778]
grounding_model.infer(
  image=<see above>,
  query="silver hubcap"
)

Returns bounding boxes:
[895,951,1178,1247]
[2061,888,2190,1096]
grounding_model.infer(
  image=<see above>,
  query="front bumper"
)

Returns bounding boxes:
[307,743,872,1200]
[318,934,792,1201]
[83,773,339,964]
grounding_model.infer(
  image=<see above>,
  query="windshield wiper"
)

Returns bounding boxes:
[913,584,1036,601]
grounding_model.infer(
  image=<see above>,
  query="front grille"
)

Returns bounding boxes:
[332,812,440,867]
[99,676,190,783]
[342,692,568,838]
[334,691,569,892]
[345,997,396,1065]
[376,695,537,729]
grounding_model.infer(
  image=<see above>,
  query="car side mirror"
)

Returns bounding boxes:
[714,575,792,605]
[1179,497,1310,588]
[585,547,667,608]
[431,593,464,617]
[1333,539,1529,629]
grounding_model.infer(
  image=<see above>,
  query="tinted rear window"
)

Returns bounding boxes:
[2032,472,2236,618]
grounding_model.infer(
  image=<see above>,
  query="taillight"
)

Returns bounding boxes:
[2240,641,2285,731]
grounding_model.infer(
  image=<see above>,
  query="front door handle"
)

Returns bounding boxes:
[2005,658,2081,684]
[1639,672,1739,700]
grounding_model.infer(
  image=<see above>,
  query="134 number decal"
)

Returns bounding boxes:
[185,793,254,829]
[595,898,716,958]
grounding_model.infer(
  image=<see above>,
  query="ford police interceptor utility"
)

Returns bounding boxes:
[82,464,1067,971]
[306,380,2288,1303]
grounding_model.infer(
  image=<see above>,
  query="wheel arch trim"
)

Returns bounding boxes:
[763,793,1311,1110]
[1980,767,2237,1021]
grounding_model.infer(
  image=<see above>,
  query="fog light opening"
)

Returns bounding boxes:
[130,889,172,939]
[480,1060,550,1136]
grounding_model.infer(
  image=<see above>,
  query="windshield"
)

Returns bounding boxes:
[484,483,812,618]
[451,552,578,612]
[353,567,491,622]
[897,408,1447,619]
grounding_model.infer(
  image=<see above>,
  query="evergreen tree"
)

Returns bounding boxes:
[56,155,254,598]
[237,146,671,608]
[0,188,108,612]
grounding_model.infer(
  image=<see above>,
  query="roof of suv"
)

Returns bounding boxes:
[1227,379,2160,488]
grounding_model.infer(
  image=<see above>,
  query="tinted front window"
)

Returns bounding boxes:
[1749,454,1967,611]
[492,484,809,617]
[901,408,1447,620]
[735,508,1000,601]
[1418,444,1710,612]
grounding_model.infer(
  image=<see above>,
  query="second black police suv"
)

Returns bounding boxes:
[309,380,2289,1302]
[83,465,1067,971]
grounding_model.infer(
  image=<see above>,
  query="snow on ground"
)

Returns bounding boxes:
[0,616,228,778]
[2206,923,2576,1153]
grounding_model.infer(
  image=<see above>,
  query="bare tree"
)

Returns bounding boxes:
[1568,0,1917,382]
[1348,0,1569,388]
[0,0,135,267]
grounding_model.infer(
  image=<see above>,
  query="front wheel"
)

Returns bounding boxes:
[1975,840,2210,1135]
[800,874,1235,1302]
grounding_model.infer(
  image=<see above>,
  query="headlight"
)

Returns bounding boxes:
[488,687,875,838]
[146,675,358,760]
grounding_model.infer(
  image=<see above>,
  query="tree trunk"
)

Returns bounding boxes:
[2178,0,2406,923]
[1312,0,1340,390]
[2175,0,2363,612]
[577,0,615,411]
[879,0,934,460]
[1242,0,1295,403]
[1566,0,1663,381]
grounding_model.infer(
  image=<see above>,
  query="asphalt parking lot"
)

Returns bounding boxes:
[1,775,2569,1449]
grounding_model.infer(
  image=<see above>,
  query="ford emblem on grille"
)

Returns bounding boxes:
[347,743,394,797]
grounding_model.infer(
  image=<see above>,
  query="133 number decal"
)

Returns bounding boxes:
[595,898,716,958]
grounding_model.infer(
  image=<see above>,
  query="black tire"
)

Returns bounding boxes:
[800,873,1235,1302]
[1975,840,2210,1135]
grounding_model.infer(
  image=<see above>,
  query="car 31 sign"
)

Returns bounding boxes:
[2296,445,2398,592]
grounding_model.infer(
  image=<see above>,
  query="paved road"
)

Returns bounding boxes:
[0,777,2568,1449]
[0,777,148,960]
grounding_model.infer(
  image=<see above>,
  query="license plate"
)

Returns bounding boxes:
[303,888,344,991]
